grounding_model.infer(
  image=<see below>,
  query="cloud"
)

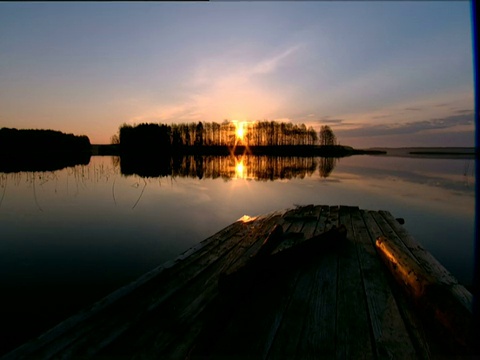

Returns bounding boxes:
[129,43,305,124]
[251,45,302,75]
[326,119,344,124]
[404,107,422,111]
[335,112,474,137]
[304,115,345,124]
[318,118,344,124]
[455,109,473,114]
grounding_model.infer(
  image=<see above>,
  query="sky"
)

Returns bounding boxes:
[0,1,475,147]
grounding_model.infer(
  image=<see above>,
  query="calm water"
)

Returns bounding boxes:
[0,154,476,354]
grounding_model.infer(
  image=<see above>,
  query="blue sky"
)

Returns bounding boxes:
[0,1,474,147]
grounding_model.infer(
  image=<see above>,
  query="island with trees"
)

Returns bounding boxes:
[107,120,385,157]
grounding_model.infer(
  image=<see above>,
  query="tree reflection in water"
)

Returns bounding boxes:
[319,157,337,178]
[120,155,337,181]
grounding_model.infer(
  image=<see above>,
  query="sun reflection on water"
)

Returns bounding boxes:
[235,158,246,179]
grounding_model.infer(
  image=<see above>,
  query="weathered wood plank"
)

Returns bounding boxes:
[379,210,473,310]
[202,268,301,359]
[301,205,323,239]
[219,225,345,299]
[294,255,338,358]
[266,205,325,359]
[272,205,313,253]
[376,235,433,299]
[361,210,432,359]
[316,205,330,233]
[117,214,285,359]
[351,208,417,359]
[266,260,316,360]
[293,205,338,359]
[218,223,284,293]
[326,205,339,231]
[371,211,475,354]
[336,207,374,359]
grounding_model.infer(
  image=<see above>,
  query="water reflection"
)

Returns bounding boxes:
[120,155,329,181]
[0,153,90,173]
[319,157,336,178]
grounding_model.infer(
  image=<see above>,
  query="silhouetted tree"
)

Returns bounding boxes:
[319,125,337,146]
[110,134,120,145]
[195,122,204,146]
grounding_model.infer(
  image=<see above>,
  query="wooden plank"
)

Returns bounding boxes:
[301,205,323,239]
[326,205,339,231]
[113,214,285,359]
[361,210,432,359]
[379,210,473,309]
[371,211,474,354]
[335,207,374,359]
[189,208,315,359]
[294,246,338,358]
[220,226,345,299]
[218,223,284,294]
[375,235,433,299]
[270,205,318,254]
[350,208,417,359]
[267,205,335,359]
[293,205,338,359]
[266,260,316,360]
[199,267,301,359]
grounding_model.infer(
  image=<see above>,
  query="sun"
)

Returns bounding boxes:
[235,121,245,141]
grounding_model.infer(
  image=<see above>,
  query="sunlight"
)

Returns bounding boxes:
[235,121,245,141]
[238,214,257,223]
[235,160,245,178]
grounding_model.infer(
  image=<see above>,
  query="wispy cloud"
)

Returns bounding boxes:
[251,45,303,75]
[318,118,344,124]
[129,43,305,124]
[455,109,473,114]
[335,112,474,137]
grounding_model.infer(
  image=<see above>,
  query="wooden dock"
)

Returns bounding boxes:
[3,205,475,359]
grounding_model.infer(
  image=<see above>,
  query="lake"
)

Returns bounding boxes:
[0,152,476,355]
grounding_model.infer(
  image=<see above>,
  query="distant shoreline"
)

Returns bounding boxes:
[367,147,476,159]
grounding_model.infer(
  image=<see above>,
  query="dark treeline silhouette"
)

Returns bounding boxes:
[120,154,337,181]
[0,128,91,172]
[117,120,323,153]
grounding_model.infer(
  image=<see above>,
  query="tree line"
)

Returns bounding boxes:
[0,128,90,154]
[115,121,337,152]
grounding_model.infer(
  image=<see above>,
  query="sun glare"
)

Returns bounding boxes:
[235,122,245,141]
[235,161,244,177]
